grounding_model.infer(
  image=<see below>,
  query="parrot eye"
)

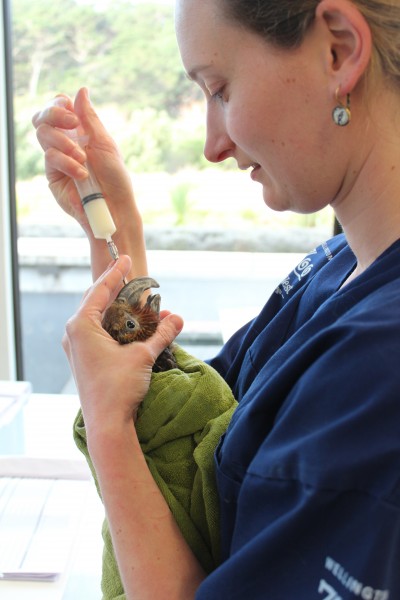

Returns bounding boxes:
[126,320,136,330]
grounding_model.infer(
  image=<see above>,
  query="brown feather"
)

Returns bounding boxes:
[102,279,177,372]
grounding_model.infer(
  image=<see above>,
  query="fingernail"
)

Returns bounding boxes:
[54,96,69,108]
[82,87,92,104]
[169,315,183,333]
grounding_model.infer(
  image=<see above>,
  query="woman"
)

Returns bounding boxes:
[33,0,400,597]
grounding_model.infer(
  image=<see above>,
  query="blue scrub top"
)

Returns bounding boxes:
[197,234,400,599]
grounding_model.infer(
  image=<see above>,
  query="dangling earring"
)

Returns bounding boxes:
[332,87,351,126]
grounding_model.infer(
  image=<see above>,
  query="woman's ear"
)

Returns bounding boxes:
[316,0,372,96]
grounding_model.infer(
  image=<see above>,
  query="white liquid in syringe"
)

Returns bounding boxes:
[70,154,116,241]
[82,193,116,240]
[64,127,124,270]
[64,128,116,241]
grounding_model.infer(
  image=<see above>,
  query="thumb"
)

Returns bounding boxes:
[149,314,184,360]
[74,87,107,141]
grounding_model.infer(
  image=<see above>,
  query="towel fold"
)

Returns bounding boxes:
[73,345,237,599]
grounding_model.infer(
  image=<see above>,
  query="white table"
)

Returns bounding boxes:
[0,394,104,599]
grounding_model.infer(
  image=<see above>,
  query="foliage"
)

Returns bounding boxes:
[11,0,205,180]
[14,120,43,179]
[119,108,173,172]
[11,0,197,112]
[10,0,332,235]
[170,181,194,226]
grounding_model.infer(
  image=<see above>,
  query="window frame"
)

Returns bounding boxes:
[0,0,23,380]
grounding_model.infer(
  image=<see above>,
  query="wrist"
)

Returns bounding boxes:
[86,417,142,467]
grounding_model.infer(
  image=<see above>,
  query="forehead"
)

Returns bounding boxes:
[175,0,244,72]
[175,0,221,28]
[175,0,282,88]
[175,0,223,48]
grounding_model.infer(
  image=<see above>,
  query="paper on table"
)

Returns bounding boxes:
[0,475,91,582]
[0,571,60,582]
[0,456,91,480]
[0,381,31,428]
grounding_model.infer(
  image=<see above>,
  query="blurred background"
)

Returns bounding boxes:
[8,0,334,392]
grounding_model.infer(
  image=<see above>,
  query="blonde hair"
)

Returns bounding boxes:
[220,0,400,89]
[354,0,400,88]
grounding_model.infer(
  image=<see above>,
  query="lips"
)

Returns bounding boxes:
[238,162,260,171]
[250,164,261,180]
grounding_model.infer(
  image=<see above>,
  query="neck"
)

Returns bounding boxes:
[333,91,400,277]
[336,179,400,275]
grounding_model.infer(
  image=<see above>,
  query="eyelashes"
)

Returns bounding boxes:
[210,86,227,103]
[212,89,224,101]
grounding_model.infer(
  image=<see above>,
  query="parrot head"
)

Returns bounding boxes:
[102,276,178,371]
[102,276,162,345]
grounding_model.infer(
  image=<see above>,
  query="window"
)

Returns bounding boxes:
[8,0,334,393]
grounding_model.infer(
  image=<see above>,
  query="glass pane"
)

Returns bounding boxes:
[11,0,334,393]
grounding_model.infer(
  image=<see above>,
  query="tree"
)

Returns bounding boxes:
[12,0,109,98]
[11,0,203,179]
[11,0,198,113]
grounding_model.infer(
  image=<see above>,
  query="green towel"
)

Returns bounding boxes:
[73,345,237,600]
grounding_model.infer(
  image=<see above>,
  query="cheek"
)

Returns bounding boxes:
[226,101,267,153]
[226,82,296,158]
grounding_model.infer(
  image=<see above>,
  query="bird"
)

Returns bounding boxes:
[102,276,177,372]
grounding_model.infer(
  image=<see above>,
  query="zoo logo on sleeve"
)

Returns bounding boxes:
[318,557,390,600]
[275,248,317,298]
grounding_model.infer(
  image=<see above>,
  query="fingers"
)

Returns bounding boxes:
[74,88,119,154]
[33,89,119,185]
[146,313,184,364]
[79,255,132,317]
[74,88,104,137]
[32,95,79,130]
[65,255,183,360]
[33,88,111,151]
[44,143,88,181]
[63,256,131,359]
[33,94,88,181]
[63,258,183,412]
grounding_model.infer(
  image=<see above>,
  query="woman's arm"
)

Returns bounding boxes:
[32,87,147,282]
[63,255,206,598]
[91,424,206,599]
[33,90,206,597]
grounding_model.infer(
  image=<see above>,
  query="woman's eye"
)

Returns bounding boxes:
[126,320,136,330]
[211,86,227,103]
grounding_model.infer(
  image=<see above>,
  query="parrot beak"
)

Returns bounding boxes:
[117,276,160,307]
[146,293,161,315]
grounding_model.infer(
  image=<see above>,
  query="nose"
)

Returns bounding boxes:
[203,104,235,164]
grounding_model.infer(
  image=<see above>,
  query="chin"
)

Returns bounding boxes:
[261,186,290,213]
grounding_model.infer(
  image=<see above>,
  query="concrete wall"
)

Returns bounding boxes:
[19,237,305,392]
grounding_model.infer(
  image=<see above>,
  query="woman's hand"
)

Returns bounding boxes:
[64,257,205,598]
[32,88,133,230]
[32,93,84,223]
[32,88,148,281]
[63,254,184,430]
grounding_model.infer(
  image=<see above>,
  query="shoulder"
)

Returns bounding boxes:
[274,233,350,301]
[221,239,400,494]
[209,234,352,381]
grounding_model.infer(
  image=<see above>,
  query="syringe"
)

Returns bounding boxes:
[65,129,127,284]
